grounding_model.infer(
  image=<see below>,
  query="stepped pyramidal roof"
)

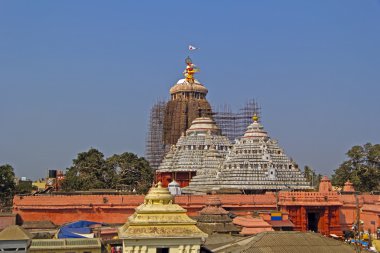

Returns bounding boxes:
[183,115,312,194]
[157,117,232,174]
[118,182,207,239]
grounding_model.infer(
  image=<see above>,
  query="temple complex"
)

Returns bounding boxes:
[156,117,232,187]
[184,115,312,194]
[118,182,207,253]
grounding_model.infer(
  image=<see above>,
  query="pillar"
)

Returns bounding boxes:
[300,206,307,231]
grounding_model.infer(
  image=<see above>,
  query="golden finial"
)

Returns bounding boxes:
[183,56,199,83]
[252,113,259,122]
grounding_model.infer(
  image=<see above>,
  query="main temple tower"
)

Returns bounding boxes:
[163,57,213,145]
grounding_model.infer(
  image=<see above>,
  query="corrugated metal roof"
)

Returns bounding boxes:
[66,239,100,246]
[31,240,65,247]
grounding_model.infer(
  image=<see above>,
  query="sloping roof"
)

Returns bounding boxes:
[119,183,208,240]
[204,233,241,250]
[233,216,272,228]
[212,231,356,253]
[0,225,33,240]
[22,220,56,229]
[267,220,295,228]
[0,213,16,217]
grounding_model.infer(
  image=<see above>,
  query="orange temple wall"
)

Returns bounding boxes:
[12,192,380,235]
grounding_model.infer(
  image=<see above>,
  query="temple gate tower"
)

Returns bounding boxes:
[163,57,213,146]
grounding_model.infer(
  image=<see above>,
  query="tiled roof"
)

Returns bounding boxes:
[267,220,295,228]
[212,231,356,253]
[22,220,56,229]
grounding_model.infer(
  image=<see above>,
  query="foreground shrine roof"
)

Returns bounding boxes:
[118,182,207,239]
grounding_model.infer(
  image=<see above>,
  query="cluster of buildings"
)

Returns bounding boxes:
[1,57,380,252]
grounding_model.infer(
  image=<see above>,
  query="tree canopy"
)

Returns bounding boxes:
[331,143,380,192]
[0,164,16,210]
[303,165,322,190]
[107,152,153,194]
[61,148,153,194]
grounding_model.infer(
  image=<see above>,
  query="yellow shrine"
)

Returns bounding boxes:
[118,182,208,253]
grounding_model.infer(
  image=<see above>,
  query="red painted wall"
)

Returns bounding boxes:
[0,214,16,230]
[12,192,380,234]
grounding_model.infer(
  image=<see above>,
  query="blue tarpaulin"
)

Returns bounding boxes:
[58,220,102,238]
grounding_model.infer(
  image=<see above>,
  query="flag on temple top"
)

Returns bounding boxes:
[189,45,198,51]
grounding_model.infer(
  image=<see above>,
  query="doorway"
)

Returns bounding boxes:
[156,248,169,253]
[307,212,319,232]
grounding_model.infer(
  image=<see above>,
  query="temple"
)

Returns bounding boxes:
[118,182,207,253]
[184,115,312,194]
[156,117,232,187]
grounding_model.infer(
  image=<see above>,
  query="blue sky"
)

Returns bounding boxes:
[1,1,379,179]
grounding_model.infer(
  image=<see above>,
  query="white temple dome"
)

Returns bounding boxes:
[170,79,208,95]
[242,120,268,139]
[186,117,221,136]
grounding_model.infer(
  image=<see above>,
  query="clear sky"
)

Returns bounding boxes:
[1,1,379,180]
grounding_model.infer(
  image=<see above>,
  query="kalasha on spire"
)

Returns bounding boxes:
[252,113,259,122]
[183,56,200,83]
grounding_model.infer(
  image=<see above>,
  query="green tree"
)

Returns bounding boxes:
[0,164,16,209]
[303,165,322,190]
[61,148,115,191]
[106,152,153,194]
[15,180,35,194]
[331,143,380,192]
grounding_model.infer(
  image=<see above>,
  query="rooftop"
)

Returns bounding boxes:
[0,225,33,240]
[212,231,357,253]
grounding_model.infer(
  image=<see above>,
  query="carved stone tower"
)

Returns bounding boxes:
[163,57,213,146]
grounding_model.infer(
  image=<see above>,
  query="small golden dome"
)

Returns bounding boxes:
[144,182,173,205]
